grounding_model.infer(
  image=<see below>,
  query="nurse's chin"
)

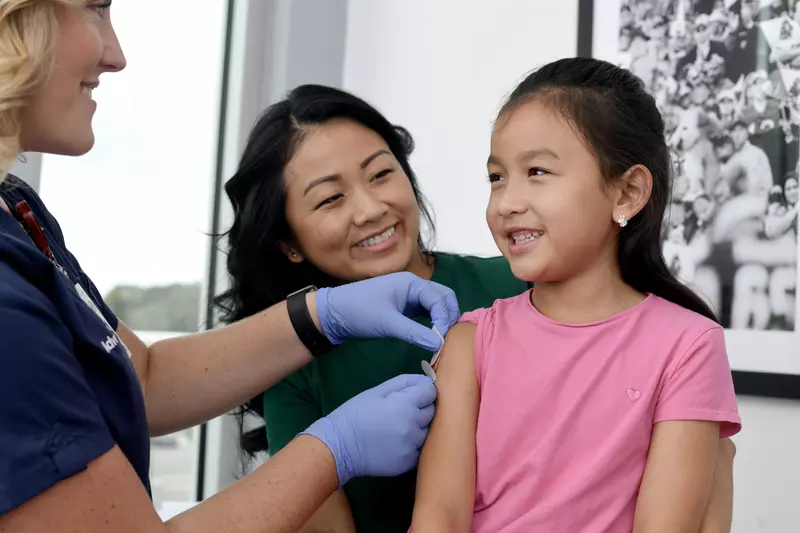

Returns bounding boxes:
[59,134,96,157]
[33,132,96,158]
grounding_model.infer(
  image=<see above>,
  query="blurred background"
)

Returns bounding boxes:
[10,0,798,531]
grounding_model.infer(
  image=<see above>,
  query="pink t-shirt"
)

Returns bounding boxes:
[460,291,741,533]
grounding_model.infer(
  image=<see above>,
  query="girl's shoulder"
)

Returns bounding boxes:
[644,295,721,334]
[458,291,531,334]
[455,292,532,386]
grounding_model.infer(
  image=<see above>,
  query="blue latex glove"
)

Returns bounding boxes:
[316,272,460,352]
[302,374,437,488]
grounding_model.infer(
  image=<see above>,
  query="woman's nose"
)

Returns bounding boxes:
[352,188,389,226]
[101,23,127,73]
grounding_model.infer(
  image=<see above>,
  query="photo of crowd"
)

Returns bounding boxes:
[618,0,799,331]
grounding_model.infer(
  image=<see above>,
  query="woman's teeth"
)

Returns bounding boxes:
[357,225,396,247]
[510,230,544,244]
[80,86,94,98]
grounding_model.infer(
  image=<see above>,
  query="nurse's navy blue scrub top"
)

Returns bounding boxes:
[0,175,150,514]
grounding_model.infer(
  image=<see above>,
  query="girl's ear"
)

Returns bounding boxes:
[612,164,653,226]
[278,241,305,263]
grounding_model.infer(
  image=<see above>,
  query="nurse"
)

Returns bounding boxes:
[0,2,457,532]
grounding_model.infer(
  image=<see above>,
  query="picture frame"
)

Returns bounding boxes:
[577,0,800,399]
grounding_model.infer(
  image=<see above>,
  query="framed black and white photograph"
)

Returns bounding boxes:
[578,0,800,398]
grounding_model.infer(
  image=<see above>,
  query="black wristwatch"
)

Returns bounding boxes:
[287,285,333,357]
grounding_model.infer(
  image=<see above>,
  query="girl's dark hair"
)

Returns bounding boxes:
[499,57,719,323]
[213,84,434,459]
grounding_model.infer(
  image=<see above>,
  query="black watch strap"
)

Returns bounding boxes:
[287,285,333,357]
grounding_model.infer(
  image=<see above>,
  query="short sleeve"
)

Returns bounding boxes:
[654,327,741,438]
[262,373,323,454]
[458,307,494,387]
[0,268,115,514]
[458,308,486,326]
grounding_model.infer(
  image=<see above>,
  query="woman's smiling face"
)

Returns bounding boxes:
[281,119,426,281]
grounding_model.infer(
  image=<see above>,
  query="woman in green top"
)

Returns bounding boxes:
[215,85,736,533]
[214,84,526,532]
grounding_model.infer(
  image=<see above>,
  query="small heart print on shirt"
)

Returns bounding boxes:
[626,388,642,402]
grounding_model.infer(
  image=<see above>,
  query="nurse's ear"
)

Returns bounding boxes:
[278,242,305,264]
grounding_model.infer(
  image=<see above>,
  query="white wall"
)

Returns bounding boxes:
[344,1,800,531]
[344,0,579,255]
[734,397,799,532]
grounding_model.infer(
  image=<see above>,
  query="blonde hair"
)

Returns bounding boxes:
[0,0,80,184]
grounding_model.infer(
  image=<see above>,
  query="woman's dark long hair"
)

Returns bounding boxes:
[213,84,435,459]
[500,57,718,323]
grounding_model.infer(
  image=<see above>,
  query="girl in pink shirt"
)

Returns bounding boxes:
[410,58,741,533]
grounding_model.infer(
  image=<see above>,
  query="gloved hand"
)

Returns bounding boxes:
[302,374,437,488]
[317,272,460,352]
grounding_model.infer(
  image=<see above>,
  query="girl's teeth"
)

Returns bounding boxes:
[511,231,543,244]
[358,225,396,247]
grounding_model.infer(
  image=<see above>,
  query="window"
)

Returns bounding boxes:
[38,0,228,512]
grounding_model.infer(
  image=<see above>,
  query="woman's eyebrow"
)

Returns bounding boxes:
[304,174,341,196]
[361,149,391,169]
[303,149,392,195]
